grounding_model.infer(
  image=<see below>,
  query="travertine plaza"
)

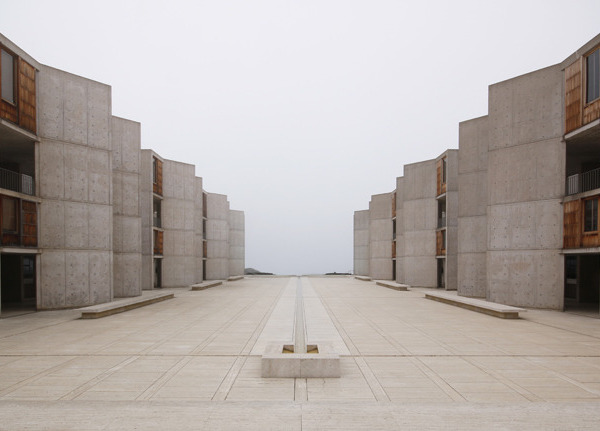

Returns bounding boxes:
[1,277,600,429]
[2,26,600,431]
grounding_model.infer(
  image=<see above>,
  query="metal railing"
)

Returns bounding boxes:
[0,168,35,195]
[567,167,600,195]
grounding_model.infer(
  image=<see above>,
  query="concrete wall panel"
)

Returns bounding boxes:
[488,200,563,251]
[65,251,89,306]
[39,251,65,309]
[458,172,487,217]
[39,140,64,199]
[89,252,111,304]
[488,139,565,205]
[403,256,436,288]
[487,250,563,309]
[457,216,487,254]
[39,200,65,248]
[457,253,487,298]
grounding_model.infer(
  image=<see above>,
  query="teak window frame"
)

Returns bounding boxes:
[1,196,19,233]
[0,47,17,106]
[583,197,599,233]
[585,47,600,105]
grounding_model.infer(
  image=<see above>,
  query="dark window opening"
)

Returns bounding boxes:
[438,199,446,228]
[437,259,445,289]
[153,198,161,228]
[153,259,161,288]
[1,196,17,232]
[152,157,158,184]
[441,157,447,184]
[587,48,600,104]
[1,49,15,104]
[584,198,598,232]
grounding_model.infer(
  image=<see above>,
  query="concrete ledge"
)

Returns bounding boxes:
[227,275,244,281]
[375,280,409,291]
[79,292,174,319]
[261,342,340,378]
[425,291,526,319]
[190,280,223,291]
[355,276,372,281]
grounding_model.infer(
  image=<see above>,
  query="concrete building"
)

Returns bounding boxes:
[355,151,458,290]
[355,33,600,311]
[0,33,245,316]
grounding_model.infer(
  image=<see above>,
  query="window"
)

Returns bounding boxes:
[1,49,15,104]
[152,157,158,184]
[1,196,17,232]
[153,198,161,227]
[442,157,447,184]
[587,49,600,104]
[584,198,598,232]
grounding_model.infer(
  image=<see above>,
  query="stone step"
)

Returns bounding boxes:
[228,275,244,281]
[355,276,372,281]
[79,291,174,319]
[375,280,409,291]
[190,280,223,291]
[425,291,526,319]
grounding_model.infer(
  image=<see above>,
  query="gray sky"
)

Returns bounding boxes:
[2,1,600,275]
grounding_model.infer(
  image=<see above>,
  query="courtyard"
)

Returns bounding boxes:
[1,276,600,429]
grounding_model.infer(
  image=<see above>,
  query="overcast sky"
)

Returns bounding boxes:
[2,1,600,275]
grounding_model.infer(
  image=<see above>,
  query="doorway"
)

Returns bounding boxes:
[153,258,162,288]
[564,254,600,315]
[437,258,445,289]
[1,254,36,316]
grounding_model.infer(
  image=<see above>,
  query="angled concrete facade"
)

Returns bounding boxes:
[457,116,489,298]
[353,210,370,276]
[0,33,245,315]
[37,65,114,309]
[356,153,458,289]
[368,193,393,280]
[111,117,142,298]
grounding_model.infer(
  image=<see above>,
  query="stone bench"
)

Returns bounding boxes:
[227,275,244,281]
[425,291,526,319]
[79,291,174,319]
[375,280,409,291]
[355,276,372,281]
[190,280,223,291]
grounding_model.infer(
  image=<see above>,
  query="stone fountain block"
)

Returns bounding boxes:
[261,342,340,378]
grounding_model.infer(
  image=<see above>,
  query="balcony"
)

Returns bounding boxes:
[567,167,600,196]
[0,168,34,195]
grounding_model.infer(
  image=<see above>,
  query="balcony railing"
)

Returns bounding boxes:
[0,168,34,195]
[567,167,600,195]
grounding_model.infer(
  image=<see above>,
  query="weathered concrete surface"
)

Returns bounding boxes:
[161,159,197,288]
[353,210,370,276]
[400,159,437,287]
[229,210,245,277]
[369,193,393,280]
[2,277,600,429]
[486,64,565,309]
[111,117,142,297]
[205,193,230,280]
[37,65,114,308]
[457,115,489,298]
